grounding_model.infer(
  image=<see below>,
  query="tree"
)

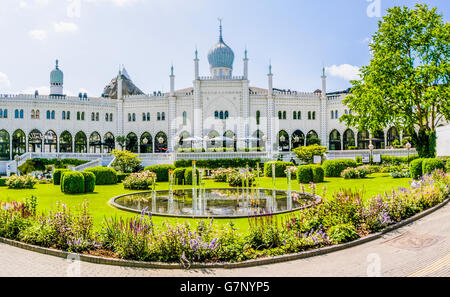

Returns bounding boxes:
[116,136,127,151]
[110,149,142,173]
[341,4,449,158]
[293,144,327,164]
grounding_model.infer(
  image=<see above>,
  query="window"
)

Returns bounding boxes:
[109,113,113,121]
[62,111,66,120]
[142,112,146,121]
[35,110,40,119]
[331,111,334,119]
[220,111,224,120]
[214,111,219,119]
[0,109,2,118]
[297,111,301,120]
[335,110,338,119]
[283,111,286,120]
[224,111,229,119]
[91,112,95,121]
[66,111,70,120]
[132,113,136,122]
[183,111,187,125]
[105,113,109,122]
[293,111,297,120]
[47,110,51,119]
[157,112,161,121]
[256,110,261,125]
[312,111,316,120]
[77,112,80,121]
[51,110,55,119]
[96,112,99,121]
[161,112,165,121]
[14,109,19,119]
[308,111,311,120]
[146,112,150,121]
[278,111,282,120]
[81,112,84,121]
[2,109,7,118]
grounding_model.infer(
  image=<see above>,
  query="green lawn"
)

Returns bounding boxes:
[0,173,411,231]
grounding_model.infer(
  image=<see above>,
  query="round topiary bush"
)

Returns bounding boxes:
[61,171,85,194]
[144,165,175,182]
[263,161,294,177]
[322,159,357,177]
[173,168,187,185]
[84,166,117,185]
[410,158,424,179]
[422,158,445,175]
[184,167,200,185]
[81,171,96,193]
[53,169,70,185]
[297,165,313,184]
[311,165,325,183]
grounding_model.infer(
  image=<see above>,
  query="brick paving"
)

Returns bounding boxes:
[0,203,449,277]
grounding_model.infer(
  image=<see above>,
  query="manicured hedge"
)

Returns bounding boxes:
[184,167,200,185]
[297,166,314,184]
[380,155,419,165]
[174,159,261,169]
[322,159,357,177]
[410,158,424,179]
[53,169,70,185]
[61,171,85,194]
[117,173,131,183]
[144,165,175,182]
[81,172,96,193]
[84,167,118,185]
[264,161,294,178]
[422,158,445,175]
[297,165,324,184]
[173,168,187,185]
[0,178,8,187]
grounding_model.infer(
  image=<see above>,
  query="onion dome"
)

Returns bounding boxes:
[207,19,234,70]
[50,60,63,84]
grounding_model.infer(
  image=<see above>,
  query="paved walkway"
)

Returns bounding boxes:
[0,203,449,277]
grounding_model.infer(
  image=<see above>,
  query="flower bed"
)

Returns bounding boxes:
[0,170,448,265]
[123,171,157,190]
[5,175,38,189]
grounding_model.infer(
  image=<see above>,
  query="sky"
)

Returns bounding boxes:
[0,0,448,96]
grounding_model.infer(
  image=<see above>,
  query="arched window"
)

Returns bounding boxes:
[103,132,115,153]
[343,129,356,150]
[3,109,7,118]
[146,112,150,121]
[126,132,138,153]
[62,111,66,120]
[291,130,305,149]
[109,113,113,121]
[31,110,35,119]
[28,129,43,152]
[142,112,146,121]
[224,111,229,119]
[297,111,301,120]
[96,112,99,121]
[161,112,165,121]
[278,130,289,151]
[387,127,400,147]
[12,130,26,158]
[0,130,10,160]
[308,111,311,120]
[77,111,80,120]
[278,111,282,120]
[220,111,224,120]
[89,132,102,153]
[140,132,153,153]
[132,113,136,122]
[155,132,168,153]
[312,111,316,120]
[331,111,334,119]
[75,131,87,153]
[128,113,131,121]
[44,130,57,152]
[357,130,370,150]
[157,112,161,121]
[20,109,23,118]
[51,110,55,119]
[46,110,51,119]
[14,109,19,119]
[91,112,95,121]
[0,109,3,118]
[214,111,219,119]
[81,112,84,121]
[293,111,297,120]
[59,131,72,153]
[256,110,261,125]
[105,113,109,121]
[183,111,187,125]
[283,111,286,120]
[335,110,338,119]
[306,130,320,146]
[329,130,341,151]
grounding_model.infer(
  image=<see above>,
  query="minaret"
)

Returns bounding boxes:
[320,67,328,148]
[243,48,249,80]
[50,59,64,96]
[268,61,273,95]
[170,64,175,96]
[194,48,199,80]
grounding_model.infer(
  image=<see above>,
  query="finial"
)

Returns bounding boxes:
[171,64,174,76]
[322,66,326,77]
[218,17,223,41]
[55,59,59,69]
[269,59,272,75]
[195,47,198,60]
[244,47,248,59]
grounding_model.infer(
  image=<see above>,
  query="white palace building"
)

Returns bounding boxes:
[0,22,414,175]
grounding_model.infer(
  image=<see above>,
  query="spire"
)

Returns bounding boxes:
[244,47,248,60]
[55,59,59,69]
[195,47,198,60]
[171,64,174,76]
[269,59,272,75]
[218,17,223,42]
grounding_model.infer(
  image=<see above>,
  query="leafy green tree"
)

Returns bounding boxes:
[110,149,142,173]
[341,4,449,158]
[293,144,327,164]
[116,136,127,150]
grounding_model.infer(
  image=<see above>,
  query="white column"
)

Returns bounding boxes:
[117,76,124,139]
[267,66,275,154]
[194,50,199,80]
[193,80,202,149]
[243,49,249,80]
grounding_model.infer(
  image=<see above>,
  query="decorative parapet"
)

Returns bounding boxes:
[198,76,245,81]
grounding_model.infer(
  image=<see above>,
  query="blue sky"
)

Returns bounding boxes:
[0,0,448,96]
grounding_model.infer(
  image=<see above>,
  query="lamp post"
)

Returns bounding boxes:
[14,155,20,176]
[368,143,374,165]
[406,142,412,165]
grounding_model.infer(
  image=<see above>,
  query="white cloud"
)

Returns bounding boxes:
[0,72,11,88]
[53,22,79,33]
[326,64,361,81]
[29,29,47,40]
[35,0,49,6]
[85,0,141,7]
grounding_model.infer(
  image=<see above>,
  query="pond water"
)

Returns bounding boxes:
[112,188,319,218]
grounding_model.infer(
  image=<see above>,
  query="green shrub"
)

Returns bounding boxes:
[263,161,294,177]
[410,158,424,179]
[81,172,96,193]
[117,173,131,183]
[53,169,70,185]
[0,178,7,187]
[422,158,445,175]
[381,155,419,165]
[84,167,117,185]
[327,224,359,244]
[173,168,187,185]
[297,166,313,184]
[18,159,46,174]
[144,165,175,182]
[174,159,260,169]
[341,166,370,179]
[228,171,256,187]
[6,175,38,189]
[446,160,450,173]
[312,166,324,183]
[184,167,200,185]
[61,172,85,194]
[123,171,156,190]
[323,159,357,177]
